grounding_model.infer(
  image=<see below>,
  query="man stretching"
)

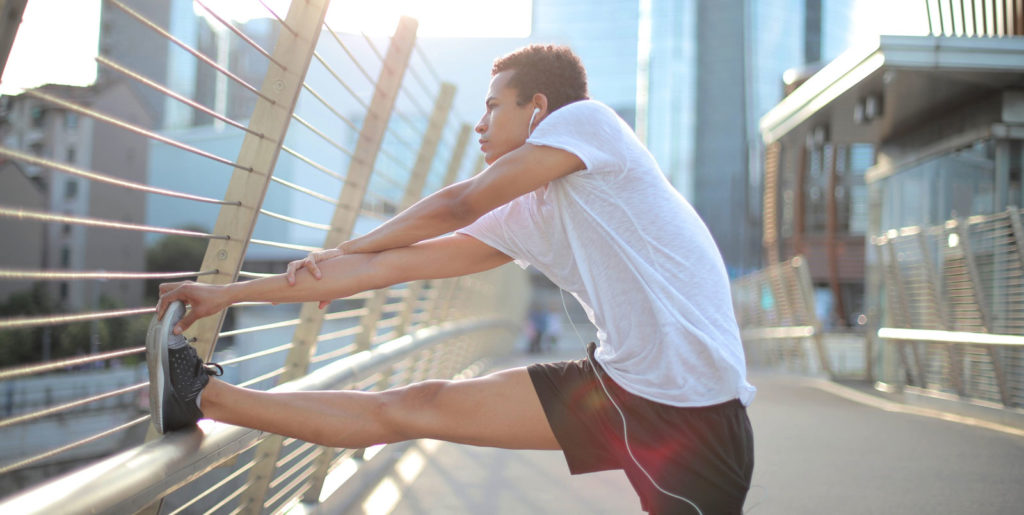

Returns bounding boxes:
[152,45,755,514]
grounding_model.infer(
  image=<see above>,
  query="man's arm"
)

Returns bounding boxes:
[340,144,583,255]
[158,234,512,335]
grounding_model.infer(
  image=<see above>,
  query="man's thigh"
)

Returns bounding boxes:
[395,366,561,450]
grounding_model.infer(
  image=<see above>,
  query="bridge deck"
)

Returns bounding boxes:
[346,345,1024,515]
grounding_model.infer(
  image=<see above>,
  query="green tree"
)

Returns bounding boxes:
[144,226,208,301]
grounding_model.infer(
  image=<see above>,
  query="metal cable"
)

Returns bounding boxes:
[217,342,292,367]
[0,269,216,282]
[0,347,146,382]
[361,32,385,62]
[168,460,256,515]
[259,208,330,231]
[0,415,149,475]
[194,0,286,70]
[310,341,358,364]
[219,317,301,338]
[269,175,340,206]
[107,0,272,104]
[248,239,319,253]
[264,462,316,509]
[97,55,263,139]
[264,466,316,510]
[257,0,297,36]
[0,206,228,241]
[311,51,370,110]
[291,113,356,157]
[0,383,147,429]
[0,147,238,207]
[414,44,443,83]
[26,90,253,172]
[322,21,377,85]
[301,82,360,133]
[280,145,347,183]
[0,305,154,332]
[238,367,285,388]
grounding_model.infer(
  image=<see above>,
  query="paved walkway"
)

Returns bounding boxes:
[345,345,1024,514]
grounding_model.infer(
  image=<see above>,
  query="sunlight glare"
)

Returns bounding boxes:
[0,0,101,95]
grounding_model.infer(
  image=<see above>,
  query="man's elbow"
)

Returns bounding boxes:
[442,184,484,227]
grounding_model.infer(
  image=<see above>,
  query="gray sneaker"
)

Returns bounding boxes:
[146,301,223,433]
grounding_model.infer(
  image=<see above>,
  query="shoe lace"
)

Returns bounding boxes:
[195,359,223,377]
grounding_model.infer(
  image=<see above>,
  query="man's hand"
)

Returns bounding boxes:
[285,248,343,285]
[156,281,232,335]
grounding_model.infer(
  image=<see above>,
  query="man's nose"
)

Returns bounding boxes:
[475,117,486,134]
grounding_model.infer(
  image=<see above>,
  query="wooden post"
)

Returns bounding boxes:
[242,17,419,513]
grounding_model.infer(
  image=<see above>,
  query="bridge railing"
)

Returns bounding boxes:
[873,207,1024,408]
[731,255,860,380]
[0,1,524,512]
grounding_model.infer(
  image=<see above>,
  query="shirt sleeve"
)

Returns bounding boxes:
[455,201,532,270]
[526,100,627,174]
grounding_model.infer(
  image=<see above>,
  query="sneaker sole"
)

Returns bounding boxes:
[146,301,184,434]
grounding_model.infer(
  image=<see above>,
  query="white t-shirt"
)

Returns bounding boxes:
[458,100,756,407]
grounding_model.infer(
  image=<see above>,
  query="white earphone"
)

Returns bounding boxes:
[528,107,541,136]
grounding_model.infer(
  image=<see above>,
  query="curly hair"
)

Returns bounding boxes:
[491,44,589,112]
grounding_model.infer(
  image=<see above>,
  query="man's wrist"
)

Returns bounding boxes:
[223,281,246,305]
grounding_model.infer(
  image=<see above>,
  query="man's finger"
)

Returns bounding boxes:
[309,259,322,280]
[318,300,329,309]
[174,309,198,335]
[286,261,297,286]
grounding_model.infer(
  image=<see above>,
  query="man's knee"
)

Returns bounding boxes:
[379,379,452,440]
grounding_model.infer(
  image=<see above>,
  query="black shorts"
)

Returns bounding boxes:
[527,343,754,514]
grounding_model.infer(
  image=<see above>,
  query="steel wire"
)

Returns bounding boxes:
[311,51,370,110]
[108,0,272,104]
[0,147,237,207]
[0,382,147,429]
[0,269,216,282]
[0,304,156,332]
[25,90,254,173]
[0,415,149,475]
[280,145,347,182]
[0,206,228,241]
[248,239,319,253]
[257,0,297,36]
[269,176,339,206]
[217,342,293,367]
[322,22,377,85]
[291,113,356,157]
[413,44,443,83]
[194,0,286,70]
[301,82,360,133]
[238,366,285,388]
[167,460,256,515]
[0,346,146,381]
[259,208,331,231]
[219,318,301,338]
[97,55,263,138]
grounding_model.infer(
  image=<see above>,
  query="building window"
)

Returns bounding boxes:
[64,180,78,200]
[60,246,71,268]
[29,142,44,157]
[30,106,45,128]
[59,282,69,301]
[66,148,76,164]
[65,112,78,129]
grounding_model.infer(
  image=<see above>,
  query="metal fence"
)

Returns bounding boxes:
[730,255,862,380]
[874,207,1024,408]
[0,1,527,512]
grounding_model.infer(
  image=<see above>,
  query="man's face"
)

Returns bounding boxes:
[475,70,534,165]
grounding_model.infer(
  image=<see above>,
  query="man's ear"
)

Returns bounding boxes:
[531,93,549,117]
